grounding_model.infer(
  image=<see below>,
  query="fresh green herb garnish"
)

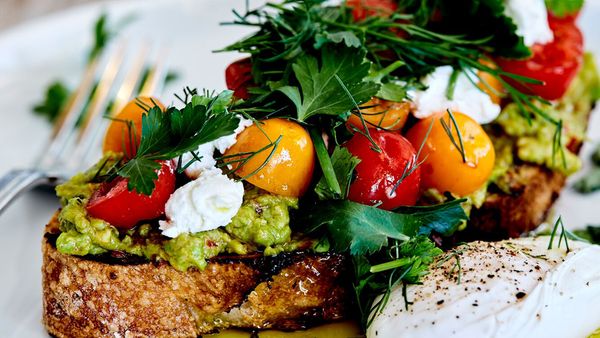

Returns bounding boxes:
[548,216,570,252]
[33,82,71,122]
[303,198,467,327]
[440,110,467,163]
[117,91,240,194]
[545,0,584,18]
[221,0,566,162]
[573,225,600,245]
[280,46,379,121]
[314,146,361,200]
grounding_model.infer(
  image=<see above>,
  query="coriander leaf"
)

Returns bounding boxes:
[117,157,161,195]
[290,46,380,121]
[277,86,302,112]
[315,147,361,200]
[377,82,408,102]
[305,200,415,255]
[304,199,467,255]
[33,81,70,122]
[396,199,468,236]
[314,31,362,49]
[191,90,233,113]
[136,106,171,156]
[545,0,584,18]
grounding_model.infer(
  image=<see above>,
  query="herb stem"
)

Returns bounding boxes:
[370,257,412,273]
[310,128,342,197]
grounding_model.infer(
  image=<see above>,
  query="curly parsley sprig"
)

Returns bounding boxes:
[116,91,240,195]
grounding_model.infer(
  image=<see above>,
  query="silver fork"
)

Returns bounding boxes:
[0,42,166,214]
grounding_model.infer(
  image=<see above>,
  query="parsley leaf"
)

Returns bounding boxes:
[281,46,380,121]
[315,146,361,200]
[118,158,161,194]
[314,31,362,49]
[118,91,240,194]
[545,0,584,18]
[353,235,443,328]
[304,199,467,255]
[33,81,70,122]
[396,198,469,236]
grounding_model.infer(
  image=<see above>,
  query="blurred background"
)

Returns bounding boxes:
[0,0,99,30]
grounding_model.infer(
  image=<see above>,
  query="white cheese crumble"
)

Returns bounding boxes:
[159,116,252,238]
[504,0,553,47]
[182,117,253,179]
[409,66,501,124]
[159,170,244,238]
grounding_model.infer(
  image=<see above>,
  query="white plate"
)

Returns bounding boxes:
[0,1,598,336]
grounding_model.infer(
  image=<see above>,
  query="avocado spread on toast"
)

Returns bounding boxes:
[54,156,304,271]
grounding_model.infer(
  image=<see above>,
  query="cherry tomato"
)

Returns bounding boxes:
[224,118,315,197]
[345,129,421,209]
[405,112,495,197]
[225,58,254,100]
[86,160,176,229]
[347,0,397,21]
[102,97,165,158]
[477,60,504,105]
[495,15,583,100]
[347,98,411,132]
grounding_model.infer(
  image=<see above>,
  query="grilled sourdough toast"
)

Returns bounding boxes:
[42,216,350,338]
[467,54,600,239]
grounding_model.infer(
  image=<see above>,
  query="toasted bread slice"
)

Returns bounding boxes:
[469,164,566,239]
[42,218,350,338]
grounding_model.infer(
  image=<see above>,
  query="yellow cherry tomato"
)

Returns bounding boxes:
[405,111,495,197]
[347,97,410,132]
[477,60,504,105]
[224,118,315,197]
[102,97,165,158]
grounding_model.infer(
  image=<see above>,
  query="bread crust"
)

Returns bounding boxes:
[469,164,566,239]
[42,224,349,337]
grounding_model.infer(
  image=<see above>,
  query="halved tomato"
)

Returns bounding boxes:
[86,160,176,229]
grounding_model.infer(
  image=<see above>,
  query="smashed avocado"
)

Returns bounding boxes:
[493,53,600,176]
[54,156,302,271]
[226,188,298,248]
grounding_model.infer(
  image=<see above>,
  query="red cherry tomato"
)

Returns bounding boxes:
[496,14,583,100]
[347,0,397,21]
[345,129,421,210]
[225,58,254,100]
[86,160,176,229]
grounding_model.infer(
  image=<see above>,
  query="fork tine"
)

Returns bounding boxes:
[107,43,150,118]
[139,46,169,97]
[38,57,101,169]
[71,43,168,167]
[68,43,129,168]
[75,43,127,144]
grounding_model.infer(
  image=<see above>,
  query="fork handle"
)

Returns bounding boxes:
[0,169,49,215]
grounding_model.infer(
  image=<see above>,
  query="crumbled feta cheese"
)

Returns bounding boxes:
[183,116,252,179]
[504,0,553,47]
[159,170,244,238]
[213,117,254,153]
[159,116,252,238]
[409,66,501,124]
